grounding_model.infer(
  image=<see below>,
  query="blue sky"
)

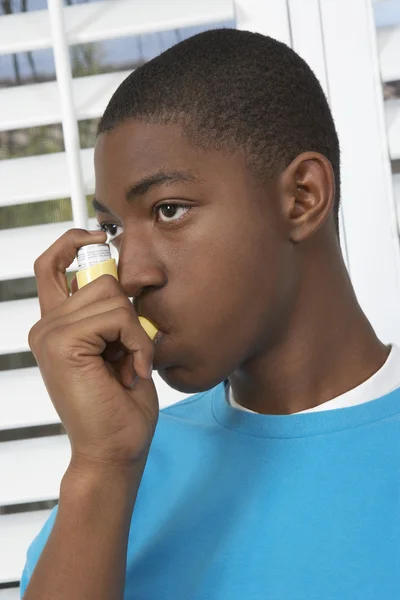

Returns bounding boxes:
[374,0,400,26]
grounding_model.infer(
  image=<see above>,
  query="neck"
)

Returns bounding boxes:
[229,241,389,415]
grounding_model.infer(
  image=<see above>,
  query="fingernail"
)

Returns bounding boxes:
[130,375,139,389]
[88,230,106,236]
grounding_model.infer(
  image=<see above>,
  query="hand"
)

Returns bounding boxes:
[29,228,159,472]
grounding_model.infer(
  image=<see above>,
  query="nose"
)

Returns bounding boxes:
[116,242,167,299]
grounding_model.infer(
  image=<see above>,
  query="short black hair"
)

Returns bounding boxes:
[98,28,340,231]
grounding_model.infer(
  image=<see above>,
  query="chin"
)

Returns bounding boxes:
[156,364,220,395]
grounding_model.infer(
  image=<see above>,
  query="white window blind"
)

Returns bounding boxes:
[0,1,235,596]
[0,0,399,597]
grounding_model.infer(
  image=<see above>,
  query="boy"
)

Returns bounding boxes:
[21,29,400,599]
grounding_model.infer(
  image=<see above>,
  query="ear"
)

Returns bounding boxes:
[278,151,336,243]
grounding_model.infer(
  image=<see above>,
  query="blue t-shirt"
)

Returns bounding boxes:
[20,382,400,599]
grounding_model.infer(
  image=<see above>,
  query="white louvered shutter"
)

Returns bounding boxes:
[0,1,399,597]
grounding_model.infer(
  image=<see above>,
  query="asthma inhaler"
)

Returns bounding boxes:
[76,243,158,341]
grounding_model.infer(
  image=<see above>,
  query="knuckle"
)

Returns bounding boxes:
[41,326,65,356]
[115,306,152,348]
[120,295,135,311]
[88,274,120,295]
[116,304,135,321]
[29,322,65,359]
[101,273,119,285]
[64,227,90,242]
[33,250,56,276]
[99,274,121,294]
[112,298,134,317]
[28,322,41,350]
[33,255,46,277]
[67,227,88,236]
[34,228,90,276]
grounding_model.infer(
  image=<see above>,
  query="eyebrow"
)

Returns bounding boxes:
[92,169,199,215]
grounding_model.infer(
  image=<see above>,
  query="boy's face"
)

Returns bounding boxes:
[94,120,296,393]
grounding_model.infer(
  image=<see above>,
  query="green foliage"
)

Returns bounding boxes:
[0,194,95,230]
[0,118,98,161]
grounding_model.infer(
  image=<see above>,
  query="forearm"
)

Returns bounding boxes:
[23,460,146,600]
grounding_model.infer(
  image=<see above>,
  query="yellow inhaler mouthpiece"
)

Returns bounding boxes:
[137,316,158,341]
[76,243,158,341]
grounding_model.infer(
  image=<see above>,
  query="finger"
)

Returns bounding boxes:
[70,275,78,295]
[37,295,157,384]
[37,297,146,385]
[119,353,138,389]
[34,228,107,317]
[103,349,137,389]
[57,278,160,342]
[63,307,155,381]
[39,296,136,366]
[40,279,159,346]
[57,273,123,316]
[43,296,135,331]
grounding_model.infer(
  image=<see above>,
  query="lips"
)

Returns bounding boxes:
[154,330,164,345]
[134,298,170,338]
[137,312,167,339]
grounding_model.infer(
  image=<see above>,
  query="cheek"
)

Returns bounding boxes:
[172,226,277,346]
[159,230,292,391]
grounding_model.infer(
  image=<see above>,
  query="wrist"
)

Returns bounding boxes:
[61,455,147,499]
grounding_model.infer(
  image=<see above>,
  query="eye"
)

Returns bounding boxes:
[155,203,190,223]
[96,222,123,243]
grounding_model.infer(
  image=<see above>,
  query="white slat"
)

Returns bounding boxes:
[0,222,78,281]
[0,364,189,430]
[235,0,291,46]
[288,0,329,95]
[0,367,60,430]
[0,509,53,585]
[0,148,94,207]
[0,298,40,355]
[0,0,234,55]
[0,436,70,506]
[0,71,131,132]
[393,173,400,230]
[385,97,400,160]
[0,8,49,55]
[0,218,101,281]
[0,589,20,600]
[377,25,400,82]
